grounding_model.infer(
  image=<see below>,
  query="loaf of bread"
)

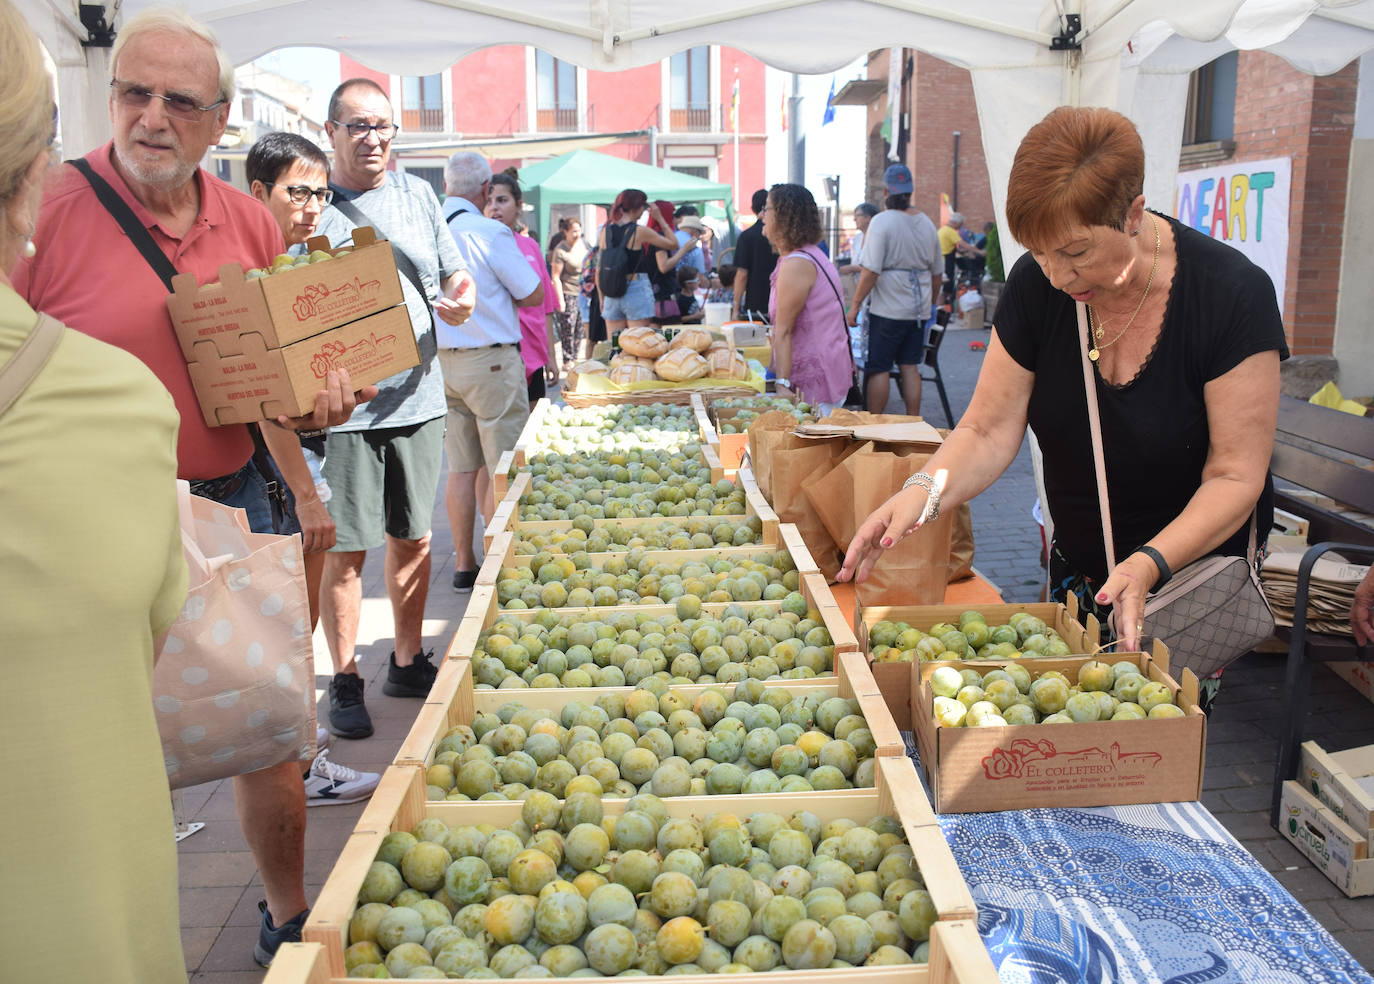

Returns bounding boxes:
[705,347,750,380]
[609,351,655,370]
[654,348,711,382]
[572,359,608,376]
[608,362,657,385]
[668,326,713,353]
[618,325,669,358]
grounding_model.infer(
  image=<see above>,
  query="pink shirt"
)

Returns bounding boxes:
[514,233,557,380]
[768,244,854,405]
[14,143,280,480]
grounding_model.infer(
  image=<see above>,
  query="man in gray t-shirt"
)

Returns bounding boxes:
[845,163,941,415]
[312,78,475,741]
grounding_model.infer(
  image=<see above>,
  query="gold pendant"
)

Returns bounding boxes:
[1088,347,1101,362]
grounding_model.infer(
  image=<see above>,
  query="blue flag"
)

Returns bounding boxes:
[822,76,836,126]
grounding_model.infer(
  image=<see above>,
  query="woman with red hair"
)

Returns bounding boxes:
[597,189,700,333]
[841,106,1287,693]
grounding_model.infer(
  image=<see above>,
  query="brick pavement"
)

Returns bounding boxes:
[174,324,1371,978]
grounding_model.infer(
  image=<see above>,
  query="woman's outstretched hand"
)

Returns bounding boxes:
[837,486,930,584]
[1095,551,1159,652]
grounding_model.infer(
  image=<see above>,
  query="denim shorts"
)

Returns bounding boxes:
[601,273,655,321]
[865,312,928,374]
[189,457,300,536]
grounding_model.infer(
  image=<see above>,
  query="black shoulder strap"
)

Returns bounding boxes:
[68,157,179,291]
[330,193,435,320]
[445,208,470,226]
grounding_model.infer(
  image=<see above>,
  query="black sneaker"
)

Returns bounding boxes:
[254,899,308,967]
[327,672,373,739]
[453,569,477,593]
[383,649,438,698]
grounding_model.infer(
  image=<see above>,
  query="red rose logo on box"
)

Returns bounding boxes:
[981,737,1162,782]
[310,331,400,379]
[291,275,384,322]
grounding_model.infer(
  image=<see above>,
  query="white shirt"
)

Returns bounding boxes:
[439,196,540,348]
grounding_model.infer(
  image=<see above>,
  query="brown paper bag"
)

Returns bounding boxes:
[948,503,975,581]
[803,442,954,605]
[763,433,850,579]
[746,410,809,501]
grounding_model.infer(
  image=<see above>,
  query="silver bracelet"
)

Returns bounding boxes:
[901,471,941,522]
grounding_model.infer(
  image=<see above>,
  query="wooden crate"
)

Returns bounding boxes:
[486,469,780,551]
[495,445,724,506]
[476,523,819,589]
[854,596,1096,730]
[303,753,974,981]
[448,568,857,664]
[395,648,900,771]
[262,942,331,984]
[268,932,997,984]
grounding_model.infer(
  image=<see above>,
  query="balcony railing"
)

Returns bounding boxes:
[400,107,445,132]
[536,107,578,132]
[670,106,712,131]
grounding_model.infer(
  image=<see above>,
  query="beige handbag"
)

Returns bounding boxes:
[1075,302,1275,678]
[153,481,316,788]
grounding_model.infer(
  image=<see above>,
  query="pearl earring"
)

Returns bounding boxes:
[22,238,36,259]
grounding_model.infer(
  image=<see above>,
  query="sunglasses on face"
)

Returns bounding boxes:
[268,183,334,206]
[330,120,399,140]
[110,79,226,121]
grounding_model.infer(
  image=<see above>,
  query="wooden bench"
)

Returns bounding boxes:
[1267,396,1374,828]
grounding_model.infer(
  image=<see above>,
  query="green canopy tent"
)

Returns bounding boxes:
[519,149,736,255]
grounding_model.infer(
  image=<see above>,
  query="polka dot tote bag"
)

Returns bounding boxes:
[153,481,317,789]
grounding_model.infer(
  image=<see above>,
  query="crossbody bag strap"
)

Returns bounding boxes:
[1076,300,1119,571]
[330,194,435,322]
[68,157,178,291]
[0,313,64,420]
[800,247,859,376]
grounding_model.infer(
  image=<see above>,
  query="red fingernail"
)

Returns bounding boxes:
[881,537,893,548]
[1096,592,1109,602]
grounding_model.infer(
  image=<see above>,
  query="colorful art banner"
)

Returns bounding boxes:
[1174,156,1291,305]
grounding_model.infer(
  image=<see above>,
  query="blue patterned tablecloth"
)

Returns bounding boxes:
[904,737,1372,984]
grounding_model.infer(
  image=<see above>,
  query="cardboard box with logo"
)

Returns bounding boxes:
[1279,780,1374,898]
[911,640,1206,813]
[857,598,1096,730]
[1299,740,1374,850]
[184,305,418,426]
[166,226,419,425]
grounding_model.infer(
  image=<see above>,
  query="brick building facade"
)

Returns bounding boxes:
[336,46,770,238]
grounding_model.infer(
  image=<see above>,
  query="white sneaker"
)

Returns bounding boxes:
[303,751,379,807]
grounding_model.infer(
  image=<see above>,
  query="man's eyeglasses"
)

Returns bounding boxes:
[268,184,334,206]
[330,120,399,140]
[110,79,226,121]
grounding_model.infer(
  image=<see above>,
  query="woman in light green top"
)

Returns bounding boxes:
[0,3,188,979]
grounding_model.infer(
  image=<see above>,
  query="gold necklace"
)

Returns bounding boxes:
[1088,213,1160,362]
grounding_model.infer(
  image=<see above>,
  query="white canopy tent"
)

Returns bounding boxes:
[29,0,1374,255]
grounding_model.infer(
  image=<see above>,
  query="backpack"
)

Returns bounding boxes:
[598,222,633,299]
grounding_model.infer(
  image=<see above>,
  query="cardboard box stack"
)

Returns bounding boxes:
[166,227,419,425]
[1278,741,1374,897]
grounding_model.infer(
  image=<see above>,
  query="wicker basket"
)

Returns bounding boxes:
[562,383,760,407]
